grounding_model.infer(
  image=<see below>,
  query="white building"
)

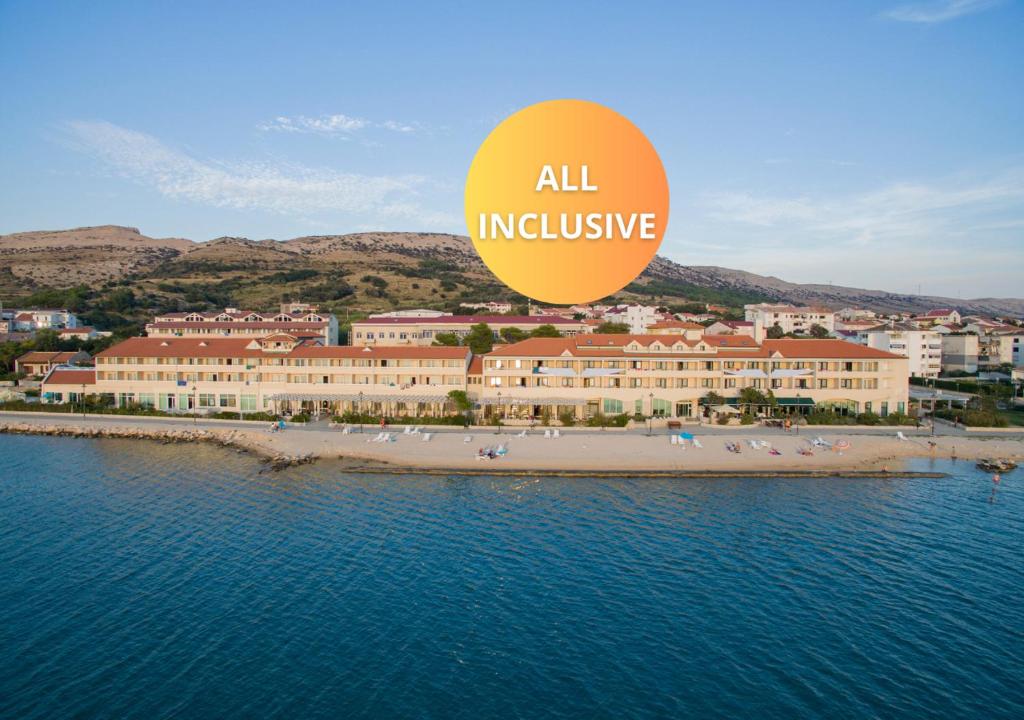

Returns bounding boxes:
[853,322,942,378]
[744,303,835,336]
[459,302,513,314]
[602,304,661,334]
[940,334,979,375]
[6,308,79,331]
[369,309,453,319]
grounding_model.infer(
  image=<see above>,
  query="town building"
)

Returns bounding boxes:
[645,320,705,339]
[940,334,979,375]
[57,326,110,341]
[601,304,662,334]
[912,308,962,328]
[3,308,80,331]
[15,350,92,376]
[744,303,836,336]
[851,322,942,378]
[458,302,513,314]
[147,307,339,344]
[370,309,453,318]
[350,315,590,346]
[705,320,757,338]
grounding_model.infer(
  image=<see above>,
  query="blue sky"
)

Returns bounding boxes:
[1,0,1021,297]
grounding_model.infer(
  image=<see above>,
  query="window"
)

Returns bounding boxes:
[199,394,216,408]
[241,395,257,412]
[219,395,236,408]
[603,399,623,414]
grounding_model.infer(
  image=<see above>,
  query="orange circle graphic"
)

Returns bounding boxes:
[465,99,669,304]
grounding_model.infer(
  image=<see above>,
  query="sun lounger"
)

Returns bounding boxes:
[403,426,412,434]
[897,431,908,442]
[517,430,527,438]
[340,426,350,434]
[464,435,473,443]
[693,438,703,449]
[670,435,679,445]
[422,433,431,441]
[544,429,552,439]
[553,429,561,439]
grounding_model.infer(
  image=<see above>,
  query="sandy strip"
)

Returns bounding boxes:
[2,413,1021,474]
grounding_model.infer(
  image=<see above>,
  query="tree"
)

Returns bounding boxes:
[595,321,630,334]
[701,391,725,407]
[808,323,830,338]
[738,387,768,414]
[766,323,785,339]
[433,332,460,347]
[464,323,494,354]
[499,327,529,344]
[529,324,561,338]
[447,389,473,426]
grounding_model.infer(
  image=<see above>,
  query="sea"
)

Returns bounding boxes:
[1,435,1021,719]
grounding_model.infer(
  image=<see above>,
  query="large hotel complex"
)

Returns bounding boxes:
[40,321,911,422]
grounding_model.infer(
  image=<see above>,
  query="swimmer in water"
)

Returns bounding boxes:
[993,474,1001,484]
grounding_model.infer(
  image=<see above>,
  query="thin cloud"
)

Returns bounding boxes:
[693,168,1024,295]
[882,0,1001,23]
[60,120,446,222]
[259,113,420,136]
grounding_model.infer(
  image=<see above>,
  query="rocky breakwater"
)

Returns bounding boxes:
[0,420,317,470]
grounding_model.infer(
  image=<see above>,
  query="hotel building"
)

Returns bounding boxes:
[351,315,590,347]
[744,303,836,336]
[42,333,909,422]
[147,307,339,345]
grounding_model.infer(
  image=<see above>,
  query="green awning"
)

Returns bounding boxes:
[776,397,815,406]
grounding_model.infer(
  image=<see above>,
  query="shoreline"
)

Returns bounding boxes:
[3,412,1021,476]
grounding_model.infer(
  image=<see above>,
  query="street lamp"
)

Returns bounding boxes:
[358,390,364,434]
[647,392,654,436]
[191,385,197,426]
[496,392,502,434]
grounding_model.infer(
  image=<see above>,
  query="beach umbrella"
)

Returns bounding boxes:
[679,432,694,440]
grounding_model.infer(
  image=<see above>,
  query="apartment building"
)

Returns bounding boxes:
[351,315,589,346]
[3,308,79,331]
[646,320,705,339]
[147,307,339,344]
[744,303,836,336]
[940,334,979,374]
[477,334,908,421]
[15,350,91,376]
[601,304,663,334]
[969,326,1024,368]
[50,335,471,416]
[855,323,942,378]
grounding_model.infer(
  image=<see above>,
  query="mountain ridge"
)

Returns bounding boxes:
[1,225,1021,316]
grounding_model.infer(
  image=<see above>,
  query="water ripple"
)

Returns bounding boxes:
[1,435,1022,719]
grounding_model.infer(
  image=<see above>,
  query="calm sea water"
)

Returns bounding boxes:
[1,436,1021,719]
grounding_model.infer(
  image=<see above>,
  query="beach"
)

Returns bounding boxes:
[2,411,1021,474]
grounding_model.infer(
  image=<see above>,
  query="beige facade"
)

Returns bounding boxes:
[351,315,590,346]
[43,333,910,422]
[476,335,909,421]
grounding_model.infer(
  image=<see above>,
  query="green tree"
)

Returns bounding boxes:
[432,332,461,347]
[499,327,529,344]
[701,391,725,407]
[766,323,785,339]
[595,321,630,334]
[464,323,495,354]
[738,387,768,414]
[529,324,561,338]
[808,323,830,338]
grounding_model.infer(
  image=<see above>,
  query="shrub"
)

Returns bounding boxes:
[856,411,881,425]
[558,410,576,427]
[716,415,731,425]
[739,413,754,425]
[288,412,311,423]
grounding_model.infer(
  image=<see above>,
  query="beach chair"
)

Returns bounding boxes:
[897,431,908,442]
[517,430,527,438]
[411,427,420,435]
[422,433,432,442]
[464,435,473,443]
[341,426,350,434]
[553,429,561,439]
[544,429,552,439]
[403,426,412,434]
[670,435,679,445]
[693,438,703,449]
[748,440,760,450]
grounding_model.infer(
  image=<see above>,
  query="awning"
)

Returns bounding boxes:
[267,392,450,403]
[724,369,768,378]
[479,396,587,406]
[775,397,815,406]
[711,404,740,414]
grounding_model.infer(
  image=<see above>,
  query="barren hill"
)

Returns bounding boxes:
[1,225,1021,318]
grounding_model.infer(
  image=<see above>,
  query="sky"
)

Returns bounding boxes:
[1,0,1022,297]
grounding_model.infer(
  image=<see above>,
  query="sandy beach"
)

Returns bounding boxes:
[3,411,1022,474]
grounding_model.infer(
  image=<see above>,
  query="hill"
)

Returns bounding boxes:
[1,226,1021,334]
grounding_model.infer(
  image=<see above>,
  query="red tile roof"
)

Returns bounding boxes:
[95,337,469,361]
[353,315,578,325]
[16,351,84,363]
[44,369,96,385]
